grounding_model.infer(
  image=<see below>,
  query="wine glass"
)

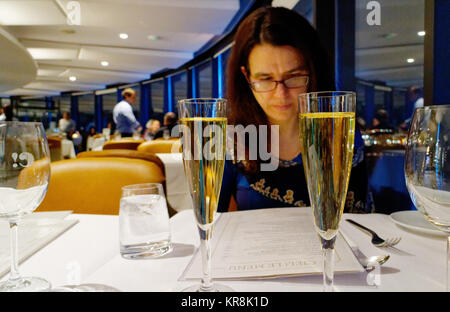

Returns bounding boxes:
[298,91,356,292]
[0,121,51,292]
[177,98,233,292]
[404,105,450,291]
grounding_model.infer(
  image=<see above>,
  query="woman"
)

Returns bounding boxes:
[218,7,368,213]
[143,119,161,140]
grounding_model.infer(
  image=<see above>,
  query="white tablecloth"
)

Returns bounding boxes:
[61,139,76,159]
[1,210,446,292]
[156,153,193,212]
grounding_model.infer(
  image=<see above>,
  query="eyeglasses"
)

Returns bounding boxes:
[249,76,309,92]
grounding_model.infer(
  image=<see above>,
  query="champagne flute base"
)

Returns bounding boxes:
[181,283,234,292]
[0,276,51,292]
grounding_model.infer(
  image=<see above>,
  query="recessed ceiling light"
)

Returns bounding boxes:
[119,33,128,39]
[407,58,415,63]
[418,31,426,37]
[147,35,160,41]
[101,61,109,67]
[69,76,77,81]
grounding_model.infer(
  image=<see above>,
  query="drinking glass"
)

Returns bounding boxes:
[298,91,356,292]
[119,183,172,259]
[0,121,51,292]
[404,105,450,291]
[178,98,233,292]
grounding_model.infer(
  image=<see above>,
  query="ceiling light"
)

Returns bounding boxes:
[69,76,77,81]
[407,58,415,63]
[101,61,109,67]
[147,35,160,41]
[418,31,426,37]
[119,33,128,39]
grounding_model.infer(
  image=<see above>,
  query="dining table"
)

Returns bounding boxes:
[0,208,447,292]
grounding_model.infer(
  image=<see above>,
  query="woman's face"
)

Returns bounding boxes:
[151,120,160,132]
[243,44,309,124]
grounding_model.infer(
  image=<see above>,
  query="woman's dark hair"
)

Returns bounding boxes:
[226,6,334,174]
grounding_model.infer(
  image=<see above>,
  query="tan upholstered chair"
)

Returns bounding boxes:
[102,139,145,150]
[77,150,164,171]
[35,157,165,215]
[137,139,182,154]
[47,136,63,162]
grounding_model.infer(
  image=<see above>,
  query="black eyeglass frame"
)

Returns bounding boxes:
[248,75,310,93]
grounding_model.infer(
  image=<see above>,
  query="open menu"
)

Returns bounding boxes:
[181,208,364,280]
[0,211,78,279]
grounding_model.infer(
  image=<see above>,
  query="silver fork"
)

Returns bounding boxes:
[346,219,402,248]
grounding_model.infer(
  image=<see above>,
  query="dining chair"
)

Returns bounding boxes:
[34,157,169,215]
[137,139,182,154]
[102,138,145,150]
[76,149,164,171]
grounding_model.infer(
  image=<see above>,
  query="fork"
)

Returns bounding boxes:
[346,219,402,248]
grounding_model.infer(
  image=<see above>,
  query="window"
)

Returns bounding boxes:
[196,60,212,98]
[78,93,95,131]
[171,71,188,115]
[150,80,164,122]
[102,92,117,130]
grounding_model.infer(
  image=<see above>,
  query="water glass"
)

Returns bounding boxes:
[119,183,172,259]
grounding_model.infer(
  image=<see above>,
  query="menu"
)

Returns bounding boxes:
[0,211,78,279]
[181,208,364,280]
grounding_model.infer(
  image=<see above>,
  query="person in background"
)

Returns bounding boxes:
[217,6,369,213]
[143,119,161,141]
[400,86,423,130]
[0,107,6,121]
[113,88,142,137]
[153,112,178,139]
[58,112,76,137]
[2,103,13,121]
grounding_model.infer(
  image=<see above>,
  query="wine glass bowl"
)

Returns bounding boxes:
[0,121,51,292]
[404,105,450,290]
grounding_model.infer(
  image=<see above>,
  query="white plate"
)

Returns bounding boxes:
[390,211,446,236]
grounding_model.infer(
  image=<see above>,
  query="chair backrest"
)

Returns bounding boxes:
[137,139,182,154]
[36,157,165,215]
[77,150,164,171]
[47,136,63,161]
[102,139,145,150]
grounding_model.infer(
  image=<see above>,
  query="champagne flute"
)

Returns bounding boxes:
[0,121,51,292]
[178,98,233,292]
[298,91,356,292]
[404,105,450,291]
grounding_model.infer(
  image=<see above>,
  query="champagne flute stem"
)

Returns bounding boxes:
[9,219,21,283]
[199,226,213,292]
[323,247,335,292]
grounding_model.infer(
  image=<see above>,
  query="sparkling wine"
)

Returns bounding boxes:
[180,117,227,226]
[299,112,355,240]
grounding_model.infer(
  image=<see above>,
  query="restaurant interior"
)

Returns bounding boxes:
[0,0,449,294]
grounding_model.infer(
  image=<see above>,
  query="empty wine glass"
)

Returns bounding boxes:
[0,121,51,292]
[404,105,450,291]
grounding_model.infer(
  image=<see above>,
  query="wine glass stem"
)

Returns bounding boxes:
[323,247,335,292]
[9,219,21,283]
[199,226,213,292]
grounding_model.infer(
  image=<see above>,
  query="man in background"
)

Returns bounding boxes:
[153,112,178,139]
[113,88,142,137]
[58,112,76,135]
[401,86,424,130]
